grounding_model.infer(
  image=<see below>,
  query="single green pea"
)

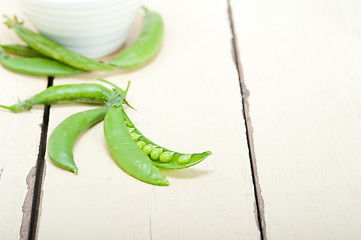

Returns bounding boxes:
[150,148,163,160]
[143,144,156,155]
[137,141,146,149]
[125,120,132,127]
[131,133,141,141]
[128,127,135,133]
[159,152,175,162]
[178,154,192,163]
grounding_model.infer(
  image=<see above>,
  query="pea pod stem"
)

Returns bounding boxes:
[104,106,169,186]
[3,15,113,72]
[122,109,212,169]
[48,107,109,173]
[109,7,164,69]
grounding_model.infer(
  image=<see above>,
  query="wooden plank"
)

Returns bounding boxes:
[0,1,49,239]
[230,0,361,239]
[37,0,260,239]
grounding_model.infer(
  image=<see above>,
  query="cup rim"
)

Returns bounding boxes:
[20,0,143,10]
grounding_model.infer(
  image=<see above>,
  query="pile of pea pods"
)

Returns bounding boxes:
[0,8,211,186]
[0,7,163,75]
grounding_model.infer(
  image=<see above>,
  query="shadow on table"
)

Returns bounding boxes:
[162,168,211,179]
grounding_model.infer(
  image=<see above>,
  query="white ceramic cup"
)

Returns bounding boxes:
[18,0,144,58]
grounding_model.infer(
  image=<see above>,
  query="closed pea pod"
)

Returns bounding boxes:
[4,16,113,71]
[109,7,164,69]
[48,107,109,173]
[104,106,169,186]
[0,48,85,76]
[122,109,212,169]
[0,44,45,57]
[0,83,114,112]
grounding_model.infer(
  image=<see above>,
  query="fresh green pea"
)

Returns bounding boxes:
[178,154,192,163]
[150,148,163,160]
[142,144,156,155]
[0,48,85,76]
[121,108,212,169]
[127,127,135,133]
[137,141,146,149]
[0,44,45,57]
[4,15,113,71]
[48,107,108,173]
[125,120,133,127]
[131,133,141,141]
[104,106,169,186]
[109,7,164,69]
[159,151,174,162]
[0,83,114,112]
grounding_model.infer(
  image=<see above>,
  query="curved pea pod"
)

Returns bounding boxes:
[48,107,109,173]
[104,106,169,186]
[0,48,85,76]
[122,109,212,169]
[0,44,45,57]
[4,16,113,71]
[0,83,114,112]
[109,7,164,68]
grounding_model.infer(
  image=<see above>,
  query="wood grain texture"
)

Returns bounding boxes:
[0,1,48,239]
[231,0,361,239]
[36,0,260,239]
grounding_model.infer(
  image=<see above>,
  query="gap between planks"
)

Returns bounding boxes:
[227,0,267,239]
[27,77,53,240]
[21,4,266,239]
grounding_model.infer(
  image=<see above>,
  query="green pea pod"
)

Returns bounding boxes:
[0,44,45,57]
[122,109,212,169]
[48,107,109,173]
[0,83,114,112]
[104,106,169,186]
[0,48,85,76]
[4,15,113,72]
[109,7,164,68]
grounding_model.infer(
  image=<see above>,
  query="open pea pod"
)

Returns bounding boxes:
[122,108,211,169]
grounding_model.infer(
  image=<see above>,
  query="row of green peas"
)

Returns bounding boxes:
[127,126,191,163]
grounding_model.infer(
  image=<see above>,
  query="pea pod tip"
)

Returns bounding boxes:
[0,104,16,112]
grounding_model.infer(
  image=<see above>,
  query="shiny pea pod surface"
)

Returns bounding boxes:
[0,49,85,76]
[48,107,109,173]
[123,109,212,169]
[104,106,169,186]
[4,16,113,72]
[109,7,164,69]
[0,83,114,112]
[0,44,45,57]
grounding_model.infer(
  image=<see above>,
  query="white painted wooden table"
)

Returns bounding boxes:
[1,0,361,239]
